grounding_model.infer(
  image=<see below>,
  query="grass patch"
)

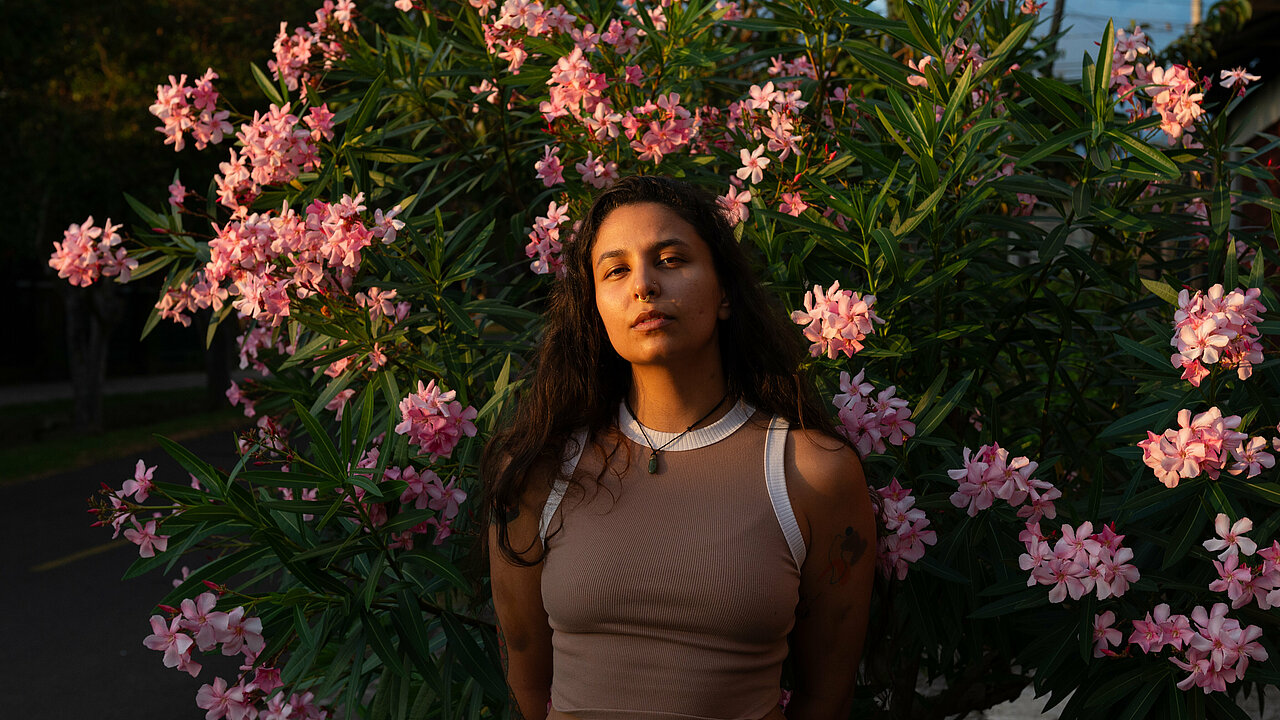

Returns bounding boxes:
[0,388,247,485]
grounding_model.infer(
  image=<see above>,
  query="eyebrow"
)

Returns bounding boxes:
[594,238,691,268]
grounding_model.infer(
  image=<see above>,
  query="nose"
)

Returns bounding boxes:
[632,266,658,301]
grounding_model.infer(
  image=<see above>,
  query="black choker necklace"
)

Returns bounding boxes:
[625,392,731,474]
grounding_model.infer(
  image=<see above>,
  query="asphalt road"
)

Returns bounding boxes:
[2,431,243,719]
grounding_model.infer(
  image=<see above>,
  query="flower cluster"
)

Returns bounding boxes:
[526,200,571,276]
[874,479,937,580]
[790,281,885,359]
[148,69,233,152]
[1169,284,1266,386]
[48,216,137,287]
[1129,602,1268,694]
[395,379,478,459]
[477,0,580,75]
[269,0,354,90]
[948,443,1060,521]
[1107,26,1226,146]
[1136,407,1249,488]
[1204,514,1280,610]
[1019,521,1140,603]
[831,369,916,455]
[215,103,333,211]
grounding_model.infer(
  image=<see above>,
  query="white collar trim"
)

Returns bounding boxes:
[618,398,755,451]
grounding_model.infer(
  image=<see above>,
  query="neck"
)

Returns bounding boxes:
[626,354,730,433]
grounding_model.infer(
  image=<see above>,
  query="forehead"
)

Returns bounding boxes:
[590,202,704,260]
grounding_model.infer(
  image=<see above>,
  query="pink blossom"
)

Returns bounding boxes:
[196,677,249,720]
[395,0,414,10]
[180,592,222,651]
[121,459,157,502]
[1203,513,1257,560]
[144,614,200,676]
[1092,611,1123,657]
[1227,436,1274,478]
[211,606,265,657]
[49,216,136,287]
[1220,67,1260,95]
[718,184,752,225]
[426,475,468,519]
[534,145,565,186]
[874,478,936,579]
[778,191,808,217]
[906,55,933,87]
[169,181,188,207]
[790,281,885,359]
[395,379,478,459]
[736,144,770,185]
[123,518,169,558]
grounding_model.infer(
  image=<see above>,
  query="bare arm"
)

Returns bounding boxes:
[489,491,554,719]
[784,432,876,720]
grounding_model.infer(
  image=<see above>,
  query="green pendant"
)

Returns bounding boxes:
[647,452,659,474]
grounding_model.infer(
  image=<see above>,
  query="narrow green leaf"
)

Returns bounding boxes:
[250,62,285,106]
[363,609,406,676]
[969,587,1049,619]
[1141,277,1181,306]
[1162,497,1208,569]
[292,399,343,476]
[869,227,903,281]
[1012,71,1081,128]
[1098,399,1179,439]
[1108,130,1180,180]
[1238,481,1280,506]
[915,370,973,437]
[1114,333,1174,371]
[1116,670,1166,720]
[440,613,506,702]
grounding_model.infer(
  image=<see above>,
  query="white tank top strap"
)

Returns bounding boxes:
[540,427,589,546]
[765,415,807,571]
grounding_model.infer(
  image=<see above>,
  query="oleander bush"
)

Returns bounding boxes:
[57,0,1280,717]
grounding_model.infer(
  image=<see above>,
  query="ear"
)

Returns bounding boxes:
[718,294,731,320]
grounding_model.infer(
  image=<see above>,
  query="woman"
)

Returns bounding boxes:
[483,176,875,720]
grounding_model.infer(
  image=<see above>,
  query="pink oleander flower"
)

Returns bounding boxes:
[169,181,188,207]
[211,606,265,657]
[1203,513,1257,560]
[779,191,808,217]
[49,216,136,287]
[123,518,169,558]
[1137,407,1247,487]
[1220,67,1260,95]
[736,144,770,185]
[144,614,200,676]
[1228,436,1274,478]
[121,459,157,502]
[833,371,917,456]
[426,475,468,519]
[196,676,250,720]
[149,69,232,152]
[1093,611,1123,657]
[719,184,752,225]
[534,145,565,186]
[395,379,478,459]
[180,592,222,651]
[790,281,885,359]
[874,478,936,579]
[907,55,933,87]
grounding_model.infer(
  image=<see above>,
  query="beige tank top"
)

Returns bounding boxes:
[539,400,806,720]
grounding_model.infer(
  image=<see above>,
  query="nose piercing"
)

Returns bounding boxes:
[637,281,657,302]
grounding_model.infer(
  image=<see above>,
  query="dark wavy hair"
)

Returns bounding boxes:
[481,175,854,565]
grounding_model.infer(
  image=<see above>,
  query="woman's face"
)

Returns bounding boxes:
[590,202,730,369]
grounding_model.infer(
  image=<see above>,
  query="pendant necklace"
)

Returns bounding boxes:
[625,391,731,474]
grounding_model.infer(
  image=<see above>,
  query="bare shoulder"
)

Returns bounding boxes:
[784,428,870,545]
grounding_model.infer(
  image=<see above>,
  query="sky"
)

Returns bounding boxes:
[867,0,1200,78]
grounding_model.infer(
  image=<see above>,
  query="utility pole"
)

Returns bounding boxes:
[1191,0,1202,27]
[1044,0,1068,77]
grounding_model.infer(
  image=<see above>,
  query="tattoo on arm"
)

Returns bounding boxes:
[821,526,867,587]
[497,623,527,720]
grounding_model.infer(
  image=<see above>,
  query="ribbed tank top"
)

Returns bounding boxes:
[539,400,806,720]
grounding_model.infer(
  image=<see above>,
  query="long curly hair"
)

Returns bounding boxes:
[481,175,853,565]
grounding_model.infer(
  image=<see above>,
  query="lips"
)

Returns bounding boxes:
[631,309,672,328]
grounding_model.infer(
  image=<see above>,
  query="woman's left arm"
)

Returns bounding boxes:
[784,432,877,720]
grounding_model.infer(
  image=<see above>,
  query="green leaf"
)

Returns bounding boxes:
[1114,333,1174,371]
[1086,662,1168,709]
[1012,71,1081,128]
[1097,399,1179,439]
[914,371,973,437]
[1205,691,1251,720]
[1238,481,1280,506]
[1107,130,1180,180]
[440,613,506,702]
[1141,277,1181,306]
[344,72,388,143]
[292,399,343,476]
[1162,497,1208,569]
[969,587,1049,619]
[1115,669,1166,720]
[156,435,223,494]
[363,609,406,676]
[250,62,285,106]
[869,227,903,281]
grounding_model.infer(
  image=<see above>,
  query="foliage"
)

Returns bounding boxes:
[65,0,1280,718]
